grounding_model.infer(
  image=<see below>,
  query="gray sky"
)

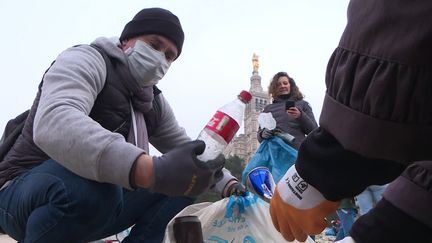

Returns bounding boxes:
[0,0,349,154]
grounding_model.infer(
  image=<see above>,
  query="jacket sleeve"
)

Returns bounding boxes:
[297,101,318,134]
[295,127,406,201]
[256,127,265,143]
[148,93,191,153]
[350,162,432,242]
[212,168,237,197]
[382,161,432,229]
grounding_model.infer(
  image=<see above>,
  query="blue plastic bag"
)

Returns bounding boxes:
[242,136,297,184]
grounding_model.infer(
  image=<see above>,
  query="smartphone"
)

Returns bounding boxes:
[285,100,295,110]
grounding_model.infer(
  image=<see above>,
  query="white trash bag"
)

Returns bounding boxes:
[163,193,314,243]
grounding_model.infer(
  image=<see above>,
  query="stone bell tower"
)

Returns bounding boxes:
[223,53,270,165]
[243,53,270,163]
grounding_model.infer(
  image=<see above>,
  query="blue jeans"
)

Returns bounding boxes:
[0,160,194,243]
[355,185,387,216]
[335,208,357,241]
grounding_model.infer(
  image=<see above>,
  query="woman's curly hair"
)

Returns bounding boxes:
[268,71,304,100]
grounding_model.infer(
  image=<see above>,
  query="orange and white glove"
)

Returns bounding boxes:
[269,165,340,242]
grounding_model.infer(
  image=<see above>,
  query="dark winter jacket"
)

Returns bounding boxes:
[295,0,432,241]
[319,0,432,164]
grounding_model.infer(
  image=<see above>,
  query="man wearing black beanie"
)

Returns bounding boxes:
[0,7,244,243]
[120,8,184,57]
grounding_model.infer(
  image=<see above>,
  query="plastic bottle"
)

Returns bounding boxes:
[197,90,252,161]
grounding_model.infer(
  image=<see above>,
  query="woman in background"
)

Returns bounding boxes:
[257,71,318,150]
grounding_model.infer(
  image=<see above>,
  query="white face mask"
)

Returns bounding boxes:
[125,40,170,87]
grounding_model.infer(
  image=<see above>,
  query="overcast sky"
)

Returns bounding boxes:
[0,0,349,154]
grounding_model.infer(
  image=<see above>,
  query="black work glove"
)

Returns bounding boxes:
[152,140,225,197]
[259,128,274,140]
[223,181,247,197]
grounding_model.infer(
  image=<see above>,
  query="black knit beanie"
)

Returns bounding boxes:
[120,8,184,58]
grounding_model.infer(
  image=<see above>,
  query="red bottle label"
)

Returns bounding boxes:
[205,111,240,143]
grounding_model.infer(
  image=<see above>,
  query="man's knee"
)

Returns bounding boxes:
[69,182,123,219]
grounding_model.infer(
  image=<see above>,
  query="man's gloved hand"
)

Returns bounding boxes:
[152,140,224,197]
[269,165,340,242]
[259,128,274,140]
[223,180,247,197]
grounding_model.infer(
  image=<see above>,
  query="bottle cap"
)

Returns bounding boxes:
[239,90,252,103]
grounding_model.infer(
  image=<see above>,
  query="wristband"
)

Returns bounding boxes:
[277,165,326,209]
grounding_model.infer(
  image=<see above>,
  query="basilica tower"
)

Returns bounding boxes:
[224,54,270,164]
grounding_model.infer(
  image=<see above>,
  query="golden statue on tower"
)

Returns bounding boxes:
[252,53,259,72]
